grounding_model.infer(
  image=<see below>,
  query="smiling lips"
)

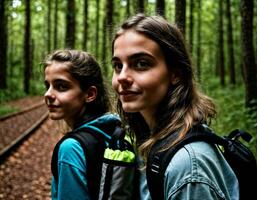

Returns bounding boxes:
[118,90,141,101]
[47,104,59,111]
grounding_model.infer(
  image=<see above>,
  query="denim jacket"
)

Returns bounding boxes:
[139,141,239,200]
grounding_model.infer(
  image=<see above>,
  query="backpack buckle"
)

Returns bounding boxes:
[151,155,161,174]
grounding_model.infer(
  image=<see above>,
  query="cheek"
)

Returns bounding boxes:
[143,76,170,99]
[63,95,85,115]
[111,76,118,91]
[60,92,84,106]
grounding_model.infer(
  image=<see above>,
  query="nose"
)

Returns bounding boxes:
[44,87,55,104]
[116,66,133,86]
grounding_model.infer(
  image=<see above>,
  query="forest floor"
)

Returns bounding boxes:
[0,95,61,199]
[2,96,44,110]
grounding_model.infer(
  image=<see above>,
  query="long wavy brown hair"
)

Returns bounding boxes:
[112,14,216,159]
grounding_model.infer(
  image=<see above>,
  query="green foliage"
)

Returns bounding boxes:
[2,0,256,159]
[0,105,19,117]
[0,88,25,104]
[0,87,23,116]
[204,77,257,158]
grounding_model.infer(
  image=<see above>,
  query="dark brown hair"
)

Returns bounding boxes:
[44,49,110,116]
[112,14,216,158]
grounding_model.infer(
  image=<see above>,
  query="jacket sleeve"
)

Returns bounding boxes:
[167,182,224,200]
[52,138,90,200]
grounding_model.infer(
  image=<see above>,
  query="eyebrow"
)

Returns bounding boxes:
[44,78,71,85]
[112,52,155,62]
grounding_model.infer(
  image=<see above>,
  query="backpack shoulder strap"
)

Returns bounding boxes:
[51,134,70,182]
[146,125,224,200]
[51,128,106,200]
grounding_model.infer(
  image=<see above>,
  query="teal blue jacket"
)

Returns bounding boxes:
[51,113,120,200]
[139,141,239,200]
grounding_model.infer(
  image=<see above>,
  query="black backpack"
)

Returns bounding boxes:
[147,125,257,200]
[51,125,137,200]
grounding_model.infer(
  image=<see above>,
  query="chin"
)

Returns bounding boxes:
[122,105,140,113]
[48,112,63,120]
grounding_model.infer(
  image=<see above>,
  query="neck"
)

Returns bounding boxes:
[140,110,156,131]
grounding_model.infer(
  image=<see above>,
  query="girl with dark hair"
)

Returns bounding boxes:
[112,14,239,199]
[44,49,120,199]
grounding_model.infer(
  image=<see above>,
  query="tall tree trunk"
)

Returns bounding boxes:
[102,0,113,75]
[196,0,201,81]
[106,0,113,42]
[126,0,130,17]
[47,0,52,52]
[189,0,194,53]
[218,0,225,86]
[24,0,31,94]
[9,41,14,78]
[240,0,257,108]
[83,0,88,51]
[226,0,236,85]
[101,17,107,74]
[31,38,35,78]
[175,0,186,36]
[0,0,7,89]
[65,0,76,48]
[53,0,58,49]
[156,0,165,17]
[7,0,12,77]
[137,0,144,13]
[253,3,257,58]
[106,0,114,75]
[95,0,100,57]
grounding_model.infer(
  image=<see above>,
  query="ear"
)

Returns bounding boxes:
[170,72,180,85]
[85,86,97,103]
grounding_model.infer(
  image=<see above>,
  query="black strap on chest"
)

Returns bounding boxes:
[146,125,226,200]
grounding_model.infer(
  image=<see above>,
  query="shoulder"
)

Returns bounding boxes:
[58,138,86,168]
[164,141,238,199]
[165,141,218,180]
[59,138,84,155]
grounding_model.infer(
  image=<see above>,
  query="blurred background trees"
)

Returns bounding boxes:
[0,0,256,155]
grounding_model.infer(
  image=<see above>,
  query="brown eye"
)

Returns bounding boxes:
[57,84,68,91]
[112,62,123,73]
[137,60,148,68]
[134,59,151,70]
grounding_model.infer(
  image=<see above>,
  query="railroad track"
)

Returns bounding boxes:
[0,102,62,199]
[0,102,48,161]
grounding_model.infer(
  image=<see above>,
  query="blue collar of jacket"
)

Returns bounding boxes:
[73,113,121,141]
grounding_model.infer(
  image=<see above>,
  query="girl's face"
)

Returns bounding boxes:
[44,61,87,127]
[112,30,172,127]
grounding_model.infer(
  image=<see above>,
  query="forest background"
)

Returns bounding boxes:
[0,0,257,157]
